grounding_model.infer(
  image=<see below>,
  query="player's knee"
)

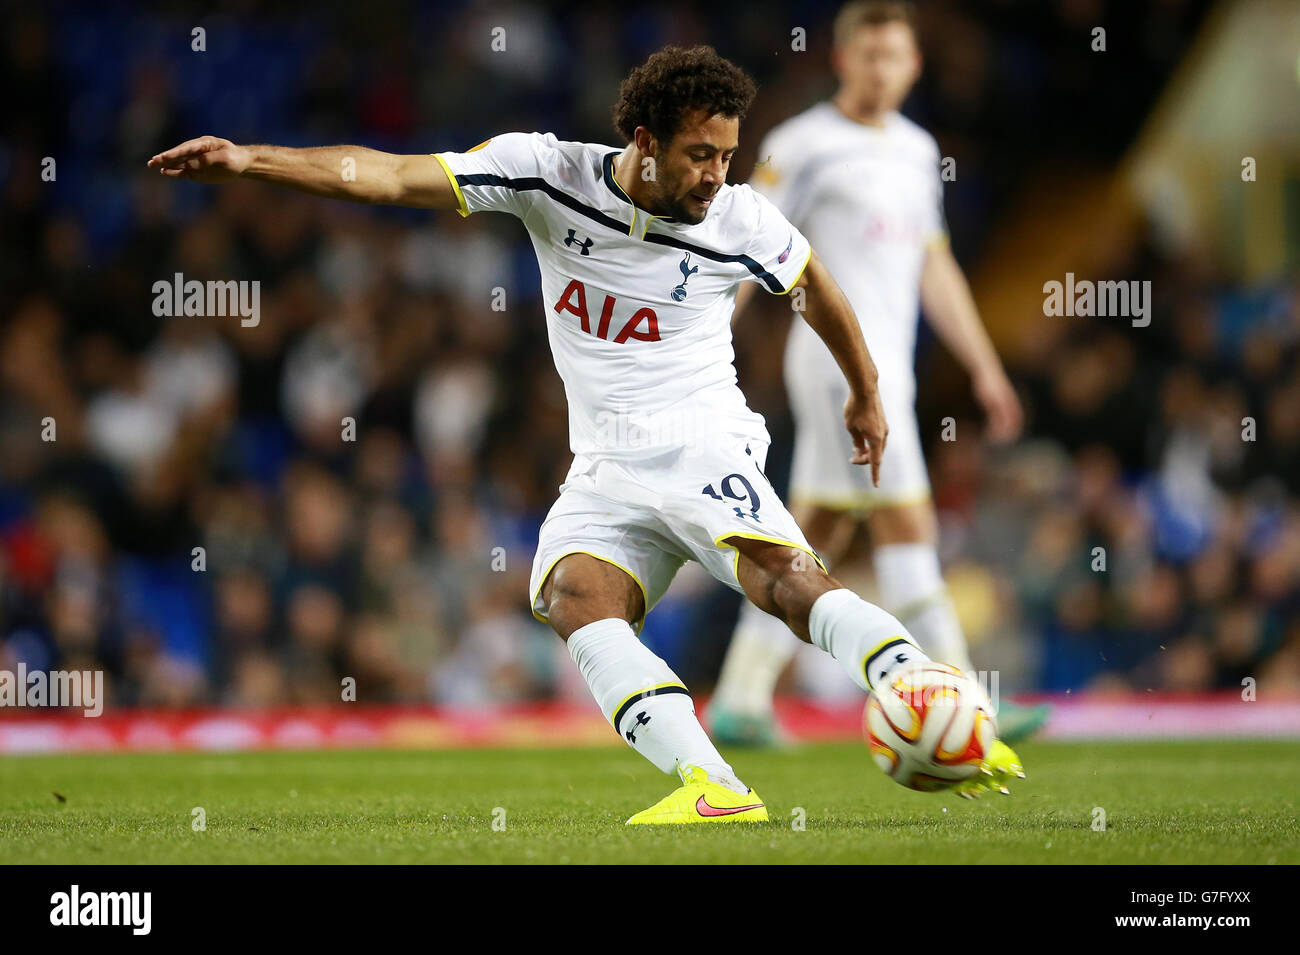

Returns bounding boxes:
[543,590,581,640]
[542,560,643,640]
[792,504,856,560]
[869,501,936,545]
[543,577,590,640]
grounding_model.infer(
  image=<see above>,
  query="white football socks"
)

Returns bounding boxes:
[711,598,803,716]
[566,618,749,795]
[808,588,930,692]
[873,543,974,673]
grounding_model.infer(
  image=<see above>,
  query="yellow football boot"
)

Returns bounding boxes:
[626,764,769,825]
[952,739,1026,799]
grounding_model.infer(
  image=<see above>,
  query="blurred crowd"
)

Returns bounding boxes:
[5,0,1295,712]
[917,246,1300,697]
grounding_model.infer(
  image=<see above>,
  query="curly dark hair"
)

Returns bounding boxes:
[611,45,758,145]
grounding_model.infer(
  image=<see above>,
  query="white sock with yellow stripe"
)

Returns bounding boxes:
[567,618,748,795]
[808,588,931,692]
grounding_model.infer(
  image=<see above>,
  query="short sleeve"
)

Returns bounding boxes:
[433,132,547,219]
[743,188,812,295]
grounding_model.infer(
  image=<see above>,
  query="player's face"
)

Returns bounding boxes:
[651,111,738,225]
[833,22,921,114]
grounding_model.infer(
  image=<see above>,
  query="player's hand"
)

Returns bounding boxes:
[973,368,1023,444]
[147,136,251,182]
[844,387,888,486]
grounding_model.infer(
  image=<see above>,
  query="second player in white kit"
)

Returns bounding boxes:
[711,1,1046,747]
[764,103,945,511]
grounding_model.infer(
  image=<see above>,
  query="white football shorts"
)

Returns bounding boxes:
[784,330,931,512]
[529,432,825,630]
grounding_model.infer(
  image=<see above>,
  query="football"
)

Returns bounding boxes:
[865,662,997,791]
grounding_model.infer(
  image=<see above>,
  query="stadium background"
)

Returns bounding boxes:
[2,0,1298,742]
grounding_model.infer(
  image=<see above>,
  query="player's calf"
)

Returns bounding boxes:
[727,536,839,640]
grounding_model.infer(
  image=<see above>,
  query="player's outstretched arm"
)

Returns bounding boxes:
[920,243,1023,443]
[146,136,461,210]
[791,250,889,486]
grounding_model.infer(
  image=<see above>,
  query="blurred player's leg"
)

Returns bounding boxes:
[710,600,800,744]
[869,502,974,673]
[870,501,1050,743]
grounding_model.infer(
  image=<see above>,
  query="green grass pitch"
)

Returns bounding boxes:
[2,741,1297,864]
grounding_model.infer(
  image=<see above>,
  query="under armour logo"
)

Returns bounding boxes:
[625,710,651,743]
[564,229,593,255]
[877,653,911,684]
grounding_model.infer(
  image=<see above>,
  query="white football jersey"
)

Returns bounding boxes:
[752,103,947,382]
[434,133,812,458]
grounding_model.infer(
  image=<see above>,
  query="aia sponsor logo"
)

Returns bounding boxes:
[552,279,660,343]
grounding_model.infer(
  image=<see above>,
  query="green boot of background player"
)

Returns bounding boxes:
[709,706,789,748]
[996,700,1053,744]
